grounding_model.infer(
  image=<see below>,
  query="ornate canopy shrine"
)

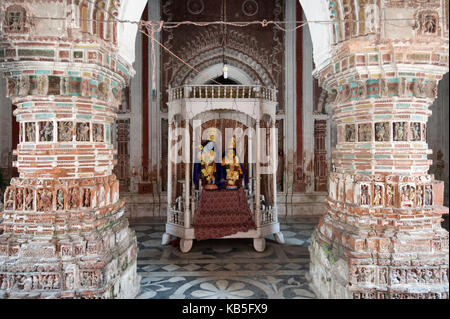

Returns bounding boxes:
[161,85,285,253]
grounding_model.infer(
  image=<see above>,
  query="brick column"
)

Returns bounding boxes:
[309,39,449,298]
[0,1,139,298]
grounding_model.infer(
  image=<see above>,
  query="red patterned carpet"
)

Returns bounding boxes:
[193,188,256,240]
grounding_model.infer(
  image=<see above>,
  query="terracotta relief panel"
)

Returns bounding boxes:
[375,122,390,142]
[76,122,90,142]
[358,123,372,142]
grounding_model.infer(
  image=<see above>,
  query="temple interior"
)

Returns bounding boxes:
[0,0,448,299]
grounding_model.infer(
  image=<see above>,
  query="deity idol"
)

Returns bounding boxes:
[221,137,244,190]
[197,134,218,190]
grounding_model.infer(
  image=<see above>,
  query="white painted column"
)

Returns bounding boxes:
[167,122,173,222]
[129,32,143,176]
[255,119,261,228]
[271,121,278,223]
[248,130,254,211]
[284,0,297,215]
[302,16,315,193]
[184,122,191,229]
[149,0,162,191]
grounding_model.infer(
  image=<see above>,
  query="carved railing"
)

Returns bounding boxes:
[168,85,277,102]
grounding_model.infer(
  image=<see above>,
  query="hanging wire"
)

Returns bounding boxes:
[24,0,447,89]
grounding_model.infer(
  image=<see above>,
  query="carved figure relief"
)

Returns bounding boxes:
[373,185,383,206]
[81,79,90,97]
[37,75,48,95]
[422,123,427,141]
[56,189,65,210]
[25,122,36,142]
[345,124,356,142]
[417,185,423,207]
[360,184,370,206]
[410,122,421,141]
[19,75,30,96]
[420,11,439,34]
[379,268,388,285]
[400,185,416,206]
[37,189,53,212]
[58,122,73,142]
[98,82,108,101]
[76,123,90,142]
[65,272,74,290]
[15,188,24,210]
[386,184,394,207]
[393,122,408,141]
[67,187,80,210]
[5,5,26,33]
[39,122,54,142]
[425,185,432,205]
[48,76,60,95]
[82,188,91,208]
[409,186,416,205]
[24,188,34,210]
[375,122,390,142]
[93,124,104,142]
[7,78,17,96]
[4,187,15,210]
[358,123,372,142]
[80,271,101,288]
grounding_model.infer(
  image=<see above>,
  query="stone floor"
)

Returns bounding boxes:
[131,218,318,299]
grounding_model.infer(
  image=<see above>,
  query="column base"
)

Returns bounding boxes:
[0,212,140,299]
[309,221,449,299]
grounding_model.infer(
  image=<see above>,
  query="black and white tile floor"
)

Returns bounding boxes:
[131,219,318,299]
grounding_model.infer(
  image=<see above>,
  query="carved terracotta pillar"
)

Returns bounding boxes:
[309,1,449,299]
[0,1,139,298]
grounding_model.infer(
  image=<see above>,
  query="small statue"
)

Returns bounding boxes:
[222,137,243,190]
[198,134,218,190]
